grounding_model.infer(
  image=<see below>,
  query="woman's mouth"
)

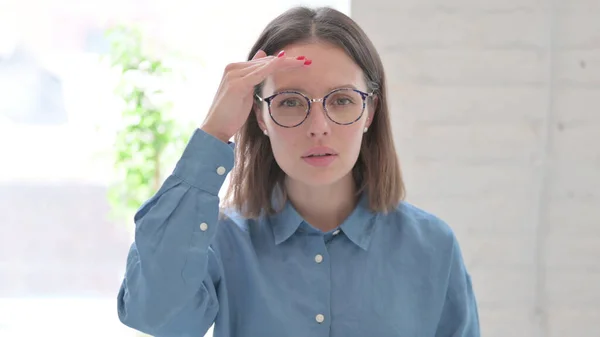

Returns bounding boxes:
[302,152,338,167]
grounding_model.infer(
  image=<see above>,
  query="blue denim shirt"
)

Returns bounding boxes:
[117,128,480,337]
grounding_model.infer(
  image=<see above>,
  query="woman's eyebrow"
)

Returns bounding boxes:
[272,84,359,94]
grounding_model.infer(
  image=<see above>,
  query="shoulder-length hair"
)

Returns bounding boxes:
[223,6,405,217]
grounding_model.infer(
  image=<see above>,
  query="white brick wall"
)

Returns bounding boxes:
[352,0,600,336]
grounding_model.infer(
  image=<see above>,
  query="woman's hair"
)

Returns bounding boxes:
[223,6,405,217]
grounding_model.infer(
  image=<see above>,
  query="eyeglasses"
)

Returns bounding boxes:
[255,88,374,128]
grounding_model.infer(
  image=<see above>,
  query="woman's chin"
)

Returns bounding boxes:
[288,169,350,188]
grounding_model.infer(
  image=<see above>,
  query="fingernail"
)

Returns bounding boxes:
[277,50,285,58]
[296,56,305,60]
[304,59,312,65]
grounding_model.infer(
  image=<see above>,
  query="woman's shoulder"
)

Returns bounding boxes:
[378,201,458,247]
[214,206,272,240]
[217,206,256,233]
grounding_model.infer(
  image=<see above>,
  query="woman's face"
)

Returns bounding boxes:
[257,41,374,188]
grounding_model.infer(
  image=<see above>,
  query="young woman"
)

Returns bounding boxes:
[117,6,480,337]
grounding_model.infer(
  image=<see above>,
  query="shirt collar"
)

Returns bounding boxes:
[270,198,304,245]
[268,192,377,251]
[339,193,377,251]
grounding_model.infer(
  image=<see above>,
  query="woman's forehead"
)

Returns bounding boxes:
[263,43,366,95]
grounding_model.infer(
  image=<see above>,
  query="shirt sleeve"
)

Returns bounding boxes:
[435,233,481,337]
[117,128,234,336]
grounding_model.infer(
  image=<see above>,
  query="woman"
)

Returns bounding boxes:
[117,6,480,337]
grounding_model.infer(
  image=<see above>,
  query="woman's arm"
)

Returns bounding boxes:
[117,129,233,336]
[435,233,481,337]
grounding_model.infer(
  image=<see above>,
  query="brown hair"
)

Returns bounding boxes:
[223,6,405,217]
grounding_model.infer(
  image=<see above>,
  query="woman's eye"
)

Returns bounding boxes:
[332,97,354,105]
[281,99,301,107]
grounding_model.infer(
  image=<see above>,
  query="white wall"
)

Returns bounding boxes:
[351,0,600,336]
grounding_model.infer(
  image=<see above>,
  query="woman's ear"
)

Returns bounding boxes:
[254,101,268,134]
[366,95,378,128]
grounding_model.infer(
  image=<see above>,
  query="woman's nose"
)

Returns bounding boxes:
[306,103,331,137]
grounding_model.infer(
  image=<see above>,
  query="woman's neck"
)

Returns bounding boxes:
[284,173,358,232]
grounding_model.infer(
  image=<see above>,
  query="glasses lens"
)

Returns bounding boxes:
[325,89,365,124]
[270,92,309,127]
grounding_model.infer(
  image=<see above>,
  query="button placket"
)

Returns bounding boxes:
[308,235,331,329]
[314,254,324,264]
[199,222,208,231]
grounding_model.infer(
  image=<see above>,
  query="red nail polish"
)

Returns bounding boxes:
[296,56,305,60]
[277,50,285,58]
[304,59,312,65]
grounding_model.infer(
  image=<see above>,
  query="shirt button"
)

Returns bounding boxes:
[332,229,340,236]
[315,314,325,323]
[199,222,208,231]
[216,166,226,175]
[314,254,323,263]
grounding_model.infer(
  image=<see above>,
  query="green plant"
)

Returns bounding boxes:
[105,24,190,229]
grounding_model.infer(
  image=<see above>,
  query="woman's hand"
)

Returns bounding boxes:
[200,50,309,142]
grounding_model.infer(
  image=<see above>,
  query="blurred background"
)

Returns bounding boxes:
[0,0,598,336]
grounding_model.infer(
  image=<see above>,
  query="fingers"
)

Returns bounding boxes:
[226,56,276,78]
[227,50,304,73]
[232,60,268,78]
[252,49,267,60]
[221,50,310,92]
[243,54,308,86]
[227,50,269,72]
[223,51,269,74]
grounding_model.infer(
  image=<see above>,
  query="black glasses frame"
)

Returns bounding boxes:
[255,88,375,128]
